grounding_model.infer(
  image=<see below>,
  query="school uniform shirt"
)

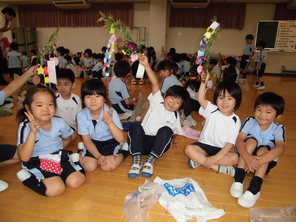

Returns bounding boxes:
[161,75,183,94]
[17,117,74,157]
[92,61,103,72]
[257,50,267,66]
[21,55,30,68]
[84,58,93,68]
[211,64,222,78]
[199,101,241,148]
[8,50,22,68]
[242,44,255,56]
[77,106,122,141]
[180,60,191,73]
[241,116,285,162]
[55,93,82,130]
[108,78,131,110]
[57,56,67,68]
[141,90,183,136]
[0,90,6,105]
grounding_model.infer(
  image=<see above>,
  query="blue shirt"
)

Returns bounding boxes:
[84,58,93,68]
[108,78,130,105]
[17,117,74,157]
[241,117,285,160]
[77,106,122,141]
[243,44,255,56]
[161,75,183,93]
[8,50,22,68]
[0,91,6,105]
[58,56,67,68]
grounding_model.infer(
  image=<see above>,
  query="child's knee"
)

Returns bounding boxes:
[257,147,269,156]
[45,182,66,197]
[101,164,114,172]
[230,153,239,165]
[66,172,85,189]
[82,161,98,173]
[184,145,194,156]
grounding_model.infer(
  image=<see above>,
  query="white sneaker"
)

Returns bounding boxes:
[253,84,259,88]
[257,85,266,90]
[128,163,142,178]
[230,182,243,198]
[70,153,80,162]
[218,166,236,177]
[238,191,260,208]
[16,169,31,181]
[0,180,8,192]
[118,110,133,120]
[187,159,200,169]
[121,142,129,151]
[141,162,154,178]
[78,142,85,151]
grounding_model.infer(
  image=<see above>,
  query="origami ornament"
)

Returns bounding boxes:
[195,20,220,74]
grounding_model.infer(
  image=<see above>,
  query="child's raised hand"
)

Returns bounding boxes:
[25,111,40,133]
[200,70,210,84]
[102,104,113,125]
[139,54,149,67]
[26,65,39,77]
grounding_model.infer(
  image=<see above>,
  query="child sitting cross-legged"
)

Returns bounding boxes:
[127,55,189,178]
[230,92,286,208]
[184,72,242,176]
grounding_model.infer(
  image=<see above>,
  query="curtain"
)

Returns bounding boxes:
[169,3,246,29]
[18,3,133,27]
[274,3,296,20]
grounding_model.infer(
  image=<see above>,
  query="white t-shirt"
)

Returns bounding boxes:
[55,93,82,130]
[198,101,241,148]
[141,90,183,136]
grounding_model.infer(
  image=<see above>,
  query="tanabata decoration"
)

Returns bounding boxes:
[98,12,144,77]
[195,20,220,75]
[36,28,60,85]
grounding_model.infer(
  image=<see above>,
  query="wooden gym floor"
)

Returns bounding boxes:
[0,74,295,222]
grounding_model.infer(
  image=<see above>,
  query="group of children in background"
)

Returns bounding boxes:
[0,34,286,209]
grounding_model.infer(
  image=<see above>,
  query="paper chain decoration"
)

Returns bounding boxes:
[196,21,220,74]
[103,28,117,77]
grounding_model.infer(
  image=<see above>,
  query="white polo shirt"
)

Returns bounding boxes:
[141,90,183,136]
[199,101,241,148]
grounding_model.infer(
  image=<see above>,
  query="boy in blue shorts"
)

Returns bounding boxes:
[230,92,286,208]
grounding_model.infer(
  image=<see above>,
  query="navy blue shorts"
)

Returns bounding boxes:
[22,150,84,182]
[192,142,221,156]
[0,144,17,162]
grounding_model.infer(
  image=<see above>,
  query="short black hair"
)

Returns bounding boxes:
[81,79,108,108]
[245,34,254,40]
[165,85,189,109]
[56,68,75,83]
[256,40,266,49]
[113,60,131,78]
[114,52,124,61]
[56,46,66,56]
[101,46,107,52]
[84,48,92,57]
[226,56,237,67]
[213,81,242,111]
[223,66,237,82]
[157,59,173,72]
[1,7,16,17]
[254,92,285,116]
[10,42,18,50]
[209,58,218,65]
[64,54,72,62]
